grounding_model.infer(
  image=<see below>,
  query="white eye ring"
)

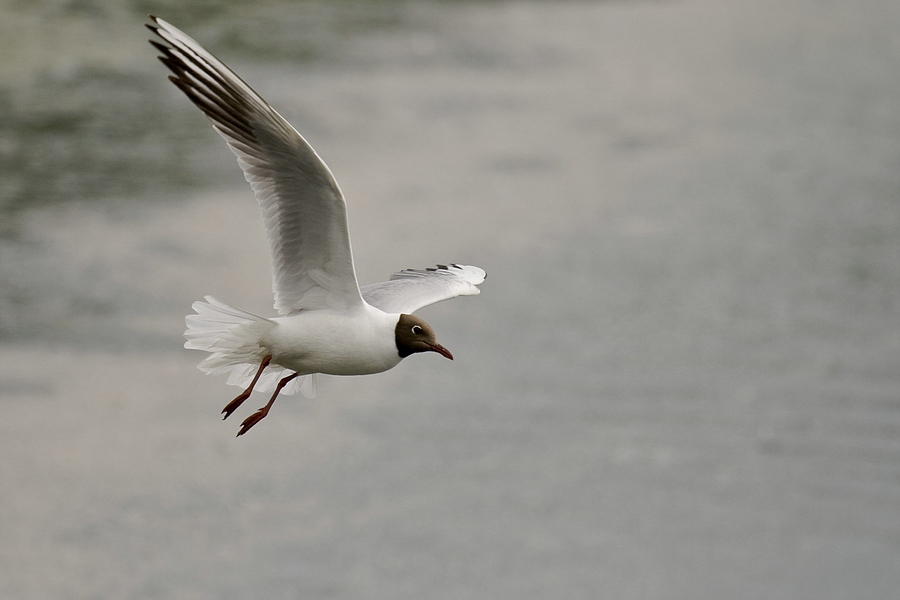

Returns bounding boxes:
[411,325,423,335]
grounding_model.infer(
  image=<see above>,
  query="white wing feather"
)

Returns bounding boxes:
[149,17,363,314]
[361,264,486,314]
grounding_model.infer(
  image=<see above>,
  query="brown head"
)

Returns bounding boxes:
[394,314,453,360]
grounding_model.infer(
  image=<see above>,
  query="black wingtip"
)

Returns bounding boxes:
[149,40,168,55]
[146,16,164,42]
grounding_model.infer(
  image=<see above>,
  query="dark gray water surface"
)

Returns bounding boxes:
[1,1,899,598]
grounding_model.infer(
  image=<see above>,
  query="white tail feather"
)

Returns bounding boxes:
[184,296,312,397]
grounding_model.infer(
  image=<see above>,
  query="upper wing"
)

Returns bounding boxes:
[148,17,364,314]
[360,264,486,314]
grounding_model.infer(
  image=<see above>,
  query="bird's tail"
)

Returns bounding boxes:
[184,296,314,397]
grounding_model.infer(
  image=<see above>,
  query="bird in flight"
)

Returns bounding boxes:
[148,16,485,436]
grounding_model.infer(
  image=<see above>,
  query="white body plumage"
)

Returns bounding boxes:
[263,306,403,376]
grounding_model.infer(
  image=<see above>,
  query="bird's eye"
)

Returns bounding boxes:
[411,325,423,335]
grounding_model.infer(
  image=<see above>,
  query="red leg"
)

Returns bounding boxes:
[222,355,272,420]
[236,372,300,437]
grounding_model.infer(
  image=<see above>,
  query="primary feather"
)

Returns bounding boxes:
[148,17,363,314]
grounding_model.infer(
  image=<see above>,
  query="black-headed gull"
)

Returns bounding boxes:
[147,17,485,436]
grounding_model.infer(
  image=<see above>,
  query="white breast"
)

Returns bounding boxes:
[261,306,402,376]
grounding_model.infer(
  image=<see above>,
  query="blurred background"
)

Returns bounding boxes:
[1,0,899,598]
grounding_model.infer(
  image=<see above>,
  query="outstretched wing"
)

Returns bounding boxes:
[148,16,364,314]
[361,264,486,314]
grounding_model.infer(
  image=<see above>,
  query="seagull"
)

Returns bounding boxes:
[147,16,485,436]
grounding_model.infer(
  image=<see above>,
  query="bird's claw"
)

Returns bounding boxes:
[222,392,250,420]
[236,407,269,436]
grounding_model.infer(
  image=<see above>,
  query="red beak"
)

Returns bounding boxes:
[429,343,454,360]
